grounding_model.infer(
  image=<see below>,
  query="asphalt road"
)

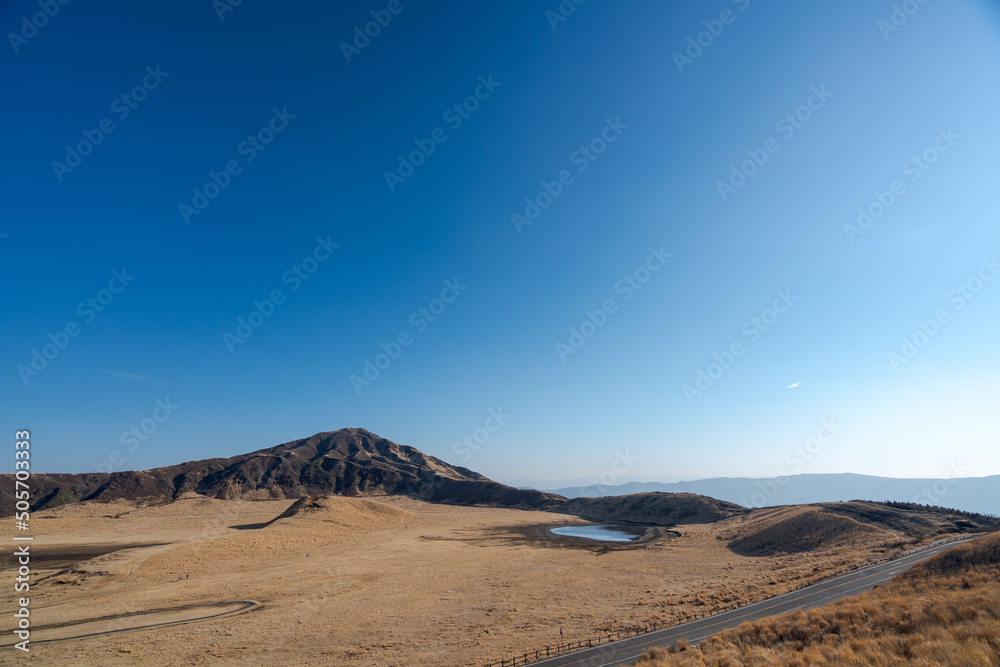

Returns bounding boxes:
[530,538,972,667]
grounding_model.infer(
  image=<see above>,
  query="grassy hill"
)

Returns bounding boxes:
[725,506,892,555]
[722,501,1000,556]
[559,492,746,526]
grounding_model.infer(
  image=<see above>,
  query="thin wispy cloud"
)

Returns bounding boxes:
[101,369,165,385]
[786,380,804,389]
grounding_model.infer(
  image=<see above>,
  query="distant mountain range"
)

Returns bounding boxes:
[8,430,997,525]
[2,428,562,516]
[544,473,1000,517]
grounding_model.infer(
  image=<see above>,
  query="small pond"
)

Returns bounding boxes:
[550,525,643,542]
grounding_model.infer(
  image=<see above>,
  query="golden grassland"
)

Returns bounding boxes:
[635,532,1000,666]
[0,494,988,666]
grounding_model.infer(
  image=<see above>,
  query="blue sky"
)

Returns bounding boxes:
[2,0,999,485]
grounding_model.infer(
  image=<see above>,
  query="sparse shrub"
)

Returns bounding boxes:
[49,490,79,508]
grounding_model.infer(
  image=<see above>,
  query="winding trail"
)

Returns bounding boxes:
[0,600,259,646]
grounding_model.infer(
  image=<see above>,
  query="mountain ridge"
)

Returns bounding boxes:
[2,428,563,515]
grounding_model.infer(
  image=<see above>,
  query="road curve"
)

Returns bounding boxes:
[530,538,973,667]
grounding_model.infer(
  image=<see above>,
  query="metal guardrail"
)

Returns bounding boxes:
[480,532,982,667]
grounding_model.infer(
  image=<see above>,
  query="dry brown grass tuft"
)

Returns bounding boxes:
[635,532,1000,666]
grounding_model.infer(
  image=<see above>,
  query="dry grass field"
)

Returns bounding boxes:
[635,531,1000,666]
[0,494,984,666]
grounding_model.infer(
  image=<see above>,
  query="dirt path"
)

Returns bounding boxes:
[0,601,258,646]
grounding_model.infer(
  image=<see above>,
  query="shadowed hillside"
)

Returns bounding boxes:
[559,492,746,526]
[724,502,1000,557]
[0,428,564,515]
[725,506,892,556]
[816,500,1000,536]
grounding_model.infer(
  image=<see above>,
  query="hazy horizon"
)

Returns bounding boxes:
[510,471,1000,489]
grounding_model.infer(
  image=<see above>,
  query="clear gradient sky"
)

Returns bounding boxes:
[2,0,999,485]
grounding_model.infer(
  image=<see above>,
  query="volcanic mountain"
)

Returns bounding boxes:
[4,428,563,515]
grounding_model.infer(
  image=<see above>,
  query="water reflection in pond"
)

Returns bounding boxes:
[550,525,643,542]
